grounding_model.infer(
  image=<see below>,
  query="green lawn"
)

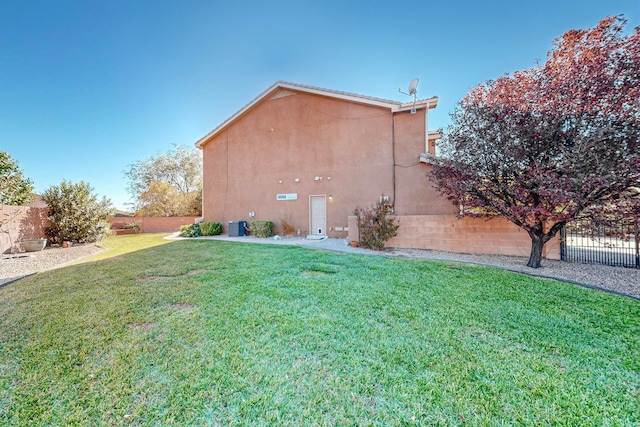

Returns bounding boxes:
[1,234,638,426]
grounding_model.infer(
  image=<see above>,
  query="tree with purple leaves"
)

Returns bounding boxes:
[430,16,640,268]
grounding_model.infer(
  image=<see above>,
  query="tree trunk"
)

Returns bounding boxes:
[523,222,565,269]
[527,235,545,268]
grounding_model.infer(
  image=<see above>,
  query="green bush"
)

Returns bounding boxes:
[251,221,274,238]
[200,222,222,236]
[43,180,114,244]
[354,199,399,250]
[0,150,34,206]
[123,222,141,232]
[179,223,201,238]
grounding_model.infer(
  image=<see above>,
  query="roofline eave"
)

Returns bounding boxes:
[196,82,438,149]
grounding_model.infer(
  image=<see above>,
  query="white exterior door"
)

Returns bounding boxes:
[309,195,327,236]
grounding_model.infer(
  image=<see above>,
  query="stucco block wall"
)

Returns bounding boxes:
[392,111,455,216]
[202,90,396,237]
[109,216,200,233]
[348,214,561,260]
[0,205,50,254]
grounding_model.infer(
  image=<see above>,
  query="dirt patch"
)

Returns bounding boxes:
[302,271,330,277]
[128,322,157,331]
[137,270,206,282]
[136,276,172,282]
[186,269,207,275]
[136,274,185,282]
[169,303,194,311]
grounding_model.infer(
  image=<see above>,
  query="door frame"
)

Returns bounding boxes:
[309,194,327,236]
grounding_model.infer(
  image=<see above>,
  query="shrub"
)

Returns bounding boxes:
[200,221,222,236]
[251,221,274,238]
[179,223,201,238]
[123,222,141,232]
[281,216,295,236]
[43,180,114,244]
[354,199,399,250]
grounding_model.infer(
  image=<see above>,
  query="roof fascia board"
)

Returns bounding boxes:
[196,82,438,148]
[277,82,400,110]
[195,82,282,148]
[396,96,439,112]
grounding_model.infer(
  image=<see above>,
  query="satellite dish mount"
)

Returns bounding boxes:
[398,78,419,114]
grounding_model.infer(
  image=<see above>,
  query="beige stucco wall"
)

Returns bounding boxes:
[392,111,454,216]
[348,215,561,260]
[0,205,50,254]
[201,89,455,237]
[109,216,200,233]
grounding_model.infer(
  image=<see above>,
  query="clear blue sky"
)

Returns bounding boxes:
[2,1,638,210]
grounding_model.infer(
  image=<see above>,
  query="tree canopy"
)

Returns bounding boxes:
[430,16,640,268]
[124,145,202,217]
[0,151,34,206]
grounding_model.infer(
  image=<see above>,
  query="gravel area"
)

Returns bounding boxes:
[0,244,102,287]
[2,235,638,300]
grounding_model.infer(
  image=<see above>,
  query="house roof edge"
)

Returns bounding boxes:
[195,81,438,148]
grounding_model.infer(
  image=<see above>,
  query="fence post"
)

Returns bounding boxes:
[634,215,640,268]
[560,226,566,261]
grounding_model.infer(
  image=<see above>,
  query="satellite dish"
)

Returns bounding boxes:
[408,78,419,96]
[398,77,420,114]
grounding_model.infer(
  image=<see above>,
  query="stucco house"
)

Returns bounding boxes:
[196,81,451,235]
[195,81,560,259]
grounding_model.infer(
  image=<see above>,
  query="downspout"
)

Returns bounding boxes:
[392,112,396,212]
[424,100,430,154]
[199,147,204,220]
[222,132,229,221]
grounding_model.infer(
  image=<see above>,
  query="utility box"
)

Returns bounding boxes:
[228,221,247,237]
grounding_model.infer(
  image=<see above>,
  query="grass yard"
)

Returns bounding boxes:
[0,234,638,426]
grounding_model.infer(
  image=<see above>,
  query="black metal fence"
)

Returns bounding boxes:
[561,216,640,268]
